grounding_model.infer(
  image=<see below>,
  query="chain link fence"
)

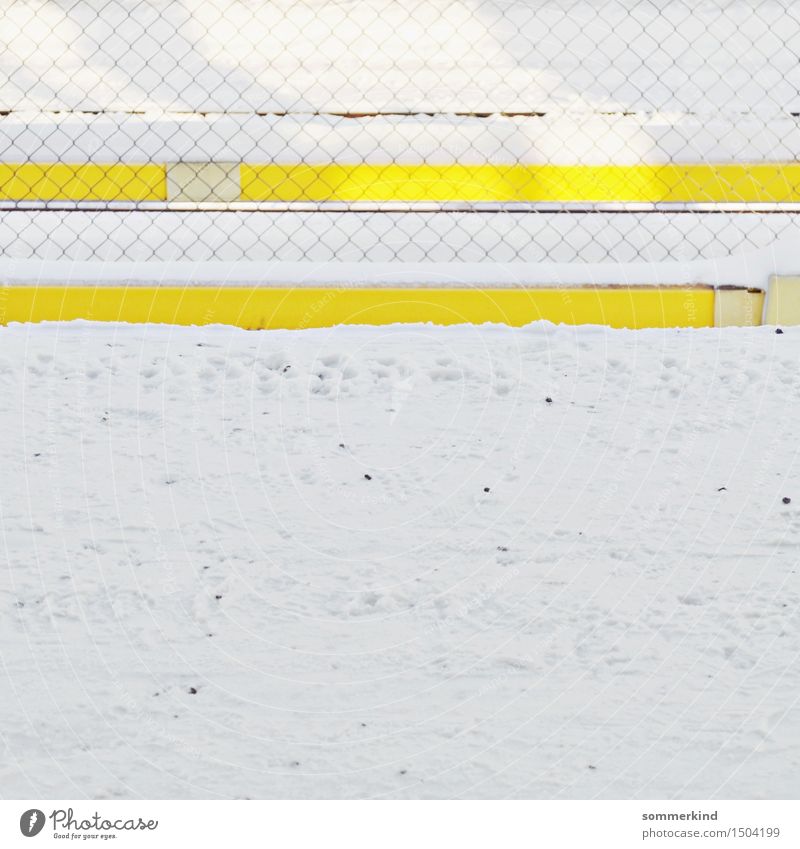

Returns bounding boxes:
[2,0,800,264]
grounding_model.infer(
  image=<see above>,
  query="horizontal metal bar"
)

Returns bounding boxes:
[6,200,800,214]
[0,109,795,121]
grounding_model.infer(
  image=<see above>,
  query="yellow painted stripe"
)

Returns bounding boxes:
[0,164,166,201]
[0,286,714,329]
[241,163,800,202]
[2,162,800,202]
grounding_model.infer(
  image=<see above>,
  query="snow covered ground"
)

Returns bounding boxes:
[1,320,798,799]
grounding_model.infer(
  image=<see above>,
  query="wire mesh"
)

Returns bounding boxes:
[2,0,800,263]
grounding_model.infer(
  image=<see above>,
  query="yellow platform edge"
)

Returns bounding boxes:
[5,162,800,202]
[0,163,167,201]
[0,286,717,330]
[240,163,800,203]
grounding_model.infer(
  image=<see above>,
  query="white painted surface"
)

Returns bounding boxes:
[4,112,800,165]
[1,211,799,287]
[765,275,800,325]
[2,0,798,114]
[166,162,240,202]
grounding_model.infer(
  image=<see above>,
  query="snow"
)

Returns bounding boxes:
[1,320,798,799]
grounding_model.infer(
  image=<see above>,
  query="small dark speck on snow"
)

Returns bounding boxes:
[484,487,490,492]
[188,687,197,695]
[215,594,223,600]
[545,396,553,403]
[497,545,508,551]
[783,497,792,504]
[717,486,727,492]
[776,328,784,334]
[364,474,372,480]
[588,765,597,770]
